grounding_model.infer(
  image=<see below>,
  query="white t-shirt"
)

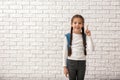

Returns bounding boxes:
[63,33,94,67]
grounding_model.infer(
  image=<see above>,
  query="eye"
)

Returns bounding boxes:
[79,22,82,24]
[74,22,77,24]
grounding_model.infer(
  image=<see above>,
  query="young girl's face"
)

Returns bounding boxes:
[71,18,83,33]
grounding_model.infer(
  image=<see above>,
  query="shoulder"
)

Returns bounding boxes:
[65,32,70,36]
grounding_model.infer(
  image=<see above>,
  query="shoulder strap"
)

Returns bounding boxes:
[65,33,71,48]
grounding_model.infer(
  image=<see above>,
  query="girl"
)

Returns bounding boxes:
[63,14,94,80]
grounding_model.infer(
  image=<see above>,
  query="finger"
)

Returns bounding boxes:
[87,29,90,32]
[87,30,90,32]
[86,30,89,33]
[86,24,89,30]
[88,30,90,33]
[86,31,90,35]
[85,30,88,34]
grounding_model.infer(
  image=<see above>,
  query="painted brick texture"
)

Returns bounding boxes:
[0,0,120,80]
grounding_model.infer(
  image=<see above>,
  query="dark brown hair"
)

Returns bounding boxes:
[68,14,87,56]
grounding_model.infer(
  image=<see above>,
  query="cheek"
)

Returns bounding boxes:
[80,24,83,28]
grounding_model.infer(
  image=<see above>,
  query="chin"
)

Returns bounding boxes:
[74,30,80,32]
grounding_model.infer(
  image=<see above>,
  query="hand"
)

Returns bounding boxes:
[63,66,69,78]
[85,25,91,36]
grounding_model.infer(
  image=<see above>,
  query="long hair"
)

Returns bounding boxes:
[68,14,87,56]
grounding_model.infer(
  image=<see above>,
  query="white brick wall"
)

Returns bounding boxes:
[0,0,120,80]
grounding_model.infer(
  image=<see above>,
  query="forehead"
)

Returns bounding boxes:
[73,18,83,22]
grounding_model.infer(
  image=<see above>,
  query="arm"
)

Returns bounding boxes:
[63,36,68,67]
[63,36,69,78]
[86,36,94,52]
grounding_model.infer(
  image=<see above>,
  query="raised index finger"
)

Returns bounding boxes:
[86,24,89,30]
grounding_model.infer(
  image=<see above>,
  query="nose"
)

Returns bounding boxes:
[76,23,79,26]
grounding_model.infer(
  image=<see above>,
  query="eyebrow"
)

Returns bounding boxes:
[75,21,82,23]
